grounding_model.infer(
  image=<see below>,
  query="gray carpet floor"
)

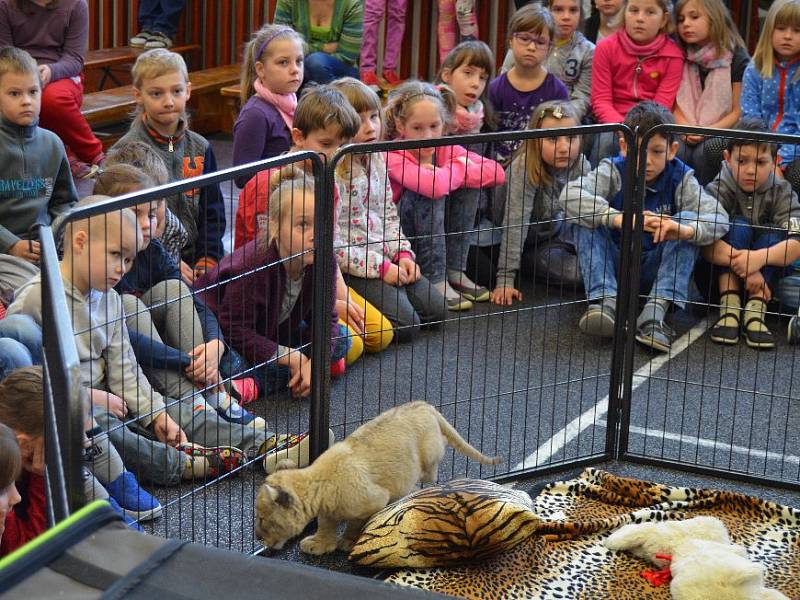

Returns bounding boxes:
[134,133,800,577]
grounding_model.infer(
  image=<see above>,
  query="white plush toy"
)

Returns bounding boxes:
[604,516,789,600]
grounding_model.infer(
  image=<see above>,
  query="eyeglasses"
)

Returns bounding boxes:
[512,33,551,48]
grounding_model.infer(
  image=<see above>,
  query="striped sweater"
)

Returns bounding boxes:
[274,0,363,68]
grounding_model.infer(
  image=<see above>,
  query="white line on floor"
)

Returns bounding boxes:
[601,420,800,465]
[513,322,710,471]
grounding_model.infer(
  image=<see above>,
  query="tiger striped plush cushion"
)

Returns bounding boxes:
[349,479,540,568]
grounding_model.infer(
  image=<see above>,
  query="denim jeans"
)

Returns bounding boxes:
[574,214,700,307]
[717,216,789,287]
[0,314,42,364]
[138,0,186,37]
[0,338,33,381]
[445,187,480,273]
[259,322,351,397]
[398,191,447,284]
[303,52,358,85]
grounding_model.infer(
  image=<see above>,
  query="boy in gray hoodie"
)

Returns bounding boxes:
[0,47,76,274]
[704,117,800,349]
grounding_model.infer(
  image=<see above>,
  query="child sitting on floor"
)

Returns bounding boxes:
[704,117,800,349]
[114,49,225,283]
[561,100,729,352]
[0,422,21,551]
[0,47,76,270]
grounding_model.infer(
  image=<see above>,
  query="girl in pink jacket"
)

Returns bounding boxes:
[591,0,684,159]
[385,81,505,311]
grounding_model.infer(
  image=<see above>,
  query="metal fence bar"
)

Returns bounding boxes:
[38,225,86,520]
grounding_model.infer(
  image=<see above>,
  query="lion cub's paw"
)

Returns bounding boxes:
[300,534,337,555]
[337,535,358,552]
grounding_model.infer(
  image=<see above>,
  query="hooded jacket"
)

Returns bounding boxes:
[706,161,800,235]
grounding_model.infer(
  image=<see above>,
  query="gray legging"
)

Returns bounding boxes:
[344,274,448,343]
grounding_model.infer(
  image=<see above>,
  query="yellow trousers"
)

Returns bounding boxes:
[341,287,393,365]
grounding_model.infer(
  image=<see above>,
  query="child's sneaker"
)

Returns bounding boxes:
[105,471,163,522]
[635,319,675,353]
[360,70,381,92]
[228,376,259,405]
[382,70,403,87]
[178,444,245,479]
[263,429,335,474]
[144,31,173,49]
[449,275,491,303]
[578,304,616,338]
[788,313,800,344]
[219,400,268,431]
[106,496,144,532]
[130,30,154,47]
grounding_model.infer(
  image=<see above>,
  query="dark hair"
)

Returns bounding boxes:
[624,100,676,144]
[0,366,43,437]
[0,422,20,491]
[726,116,778,157]
[294,84,361,140]
[508,2,556,39]
[435,40,497,130]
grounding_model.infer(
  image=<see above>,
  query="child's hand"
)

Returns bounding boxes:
[186,340,224,385]
[648,215,694,244]
[38,64,52,86]
[491,286,523,306]
[287,352,312,398]
[9,240,40,263]
[684,134,703,146]
[382,263,406,286]
[193,265,208,281]
[89,389,128,419]
[744,271,771,301]
[336,296,366,334]
[180,260,195,284]
[152,413,188,447]
[730,249,766,279]
[398,257,420,284]
[322,41,338,54]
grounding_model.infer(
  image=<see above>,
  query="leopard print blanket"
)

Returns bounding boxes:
[384,468,800,599]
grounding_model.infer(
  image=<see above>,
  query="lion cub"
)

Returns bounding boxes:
[255,401,501,555]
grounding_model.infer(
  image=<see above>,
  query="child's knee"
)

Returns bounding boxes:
[363,309,394,352]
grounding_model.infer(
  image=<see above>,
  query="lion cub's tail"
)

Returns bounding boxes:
[435,410,502,465]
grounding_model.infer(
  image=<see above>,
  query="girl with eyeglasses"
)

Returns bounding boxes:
[488,3,569,164]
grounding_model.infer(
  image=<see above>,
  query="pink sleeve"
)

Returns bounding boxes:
[591,42,624,124]
[386,150,467,199]
[461,148,506,188]
[652,56,685,111]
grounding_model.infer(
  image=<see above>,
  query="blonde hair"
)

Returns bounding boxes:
[94,164,155,197]
[435,40,496,129]
[240,24,304,103]
[625,0,674,35]
[674,0,745,57]
[63,195,142,254]
[263,169,315,249]
[384,80,457,140]
[516,99,581,187]
[329,77,383,177]
[0,46,38,83]
[106,140,170,186]
[131,48,189,89]
[753,0,800,78]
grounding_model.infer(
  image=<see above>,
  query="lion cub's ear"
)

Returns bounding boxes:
[275,487,293,508]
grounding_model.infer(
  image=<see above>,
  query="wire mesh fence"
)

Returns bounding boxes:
[32,122,800,558]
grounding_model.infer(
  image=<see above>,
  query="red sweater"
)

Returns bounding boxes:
[0,471,46,557]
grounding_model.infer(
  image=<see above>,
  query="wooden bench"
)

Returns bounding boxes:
[81,63,241,136]
[85,45,200,90]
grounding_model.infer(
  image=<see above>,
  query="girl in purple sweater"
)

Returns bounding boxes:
[232,24,305,188]
[198,175,349,399]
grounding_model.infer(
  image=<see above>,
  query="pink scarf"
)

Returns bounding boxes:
[616,29,668,57]
[254,78,297,130]
[452,101,485,135]
[676,44,732,126]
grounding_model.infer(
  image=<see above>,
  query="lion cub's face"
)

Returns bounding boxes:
[254,480,309,550]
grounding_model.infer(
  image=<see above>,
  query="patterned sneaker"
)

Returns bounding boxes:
[144,32,173,49]
[381,70,403,87]
[217,395,266,430]
[178,444,245,479]
[130,30,154,47]
[105,471,162,522]
[263,429,335,474]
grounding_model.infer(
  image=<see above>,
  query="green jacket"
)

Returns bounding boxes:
[274,0,363,68]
